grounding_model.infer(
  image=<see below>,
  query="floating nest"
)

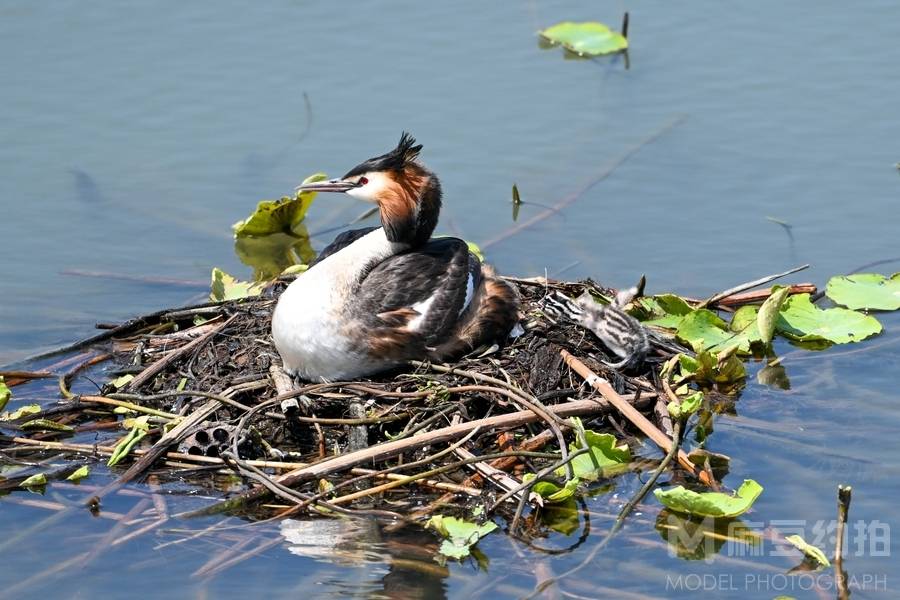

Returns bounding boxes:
[3,276,696,529]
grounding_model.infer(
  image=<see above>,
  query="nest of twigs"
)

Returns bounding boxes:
[5,276,692,530]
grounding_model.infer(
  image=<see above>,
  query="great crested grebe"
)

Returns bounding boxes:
[272,133,519,382]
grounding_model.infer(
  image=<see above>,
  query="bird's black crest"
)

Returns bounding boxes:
[343,132,423,178]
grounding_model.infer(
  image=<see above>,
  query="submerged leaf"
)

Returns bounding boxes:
[776,294,882,344]
[826,273,900,311]
[0,376,9,412]
[655,479,763,518]
[209,267,265,302]
[785,534,831,567]
[66,465,91,482]
[539,21,628,56]
[426,515,497,559]
[232,173,327,237]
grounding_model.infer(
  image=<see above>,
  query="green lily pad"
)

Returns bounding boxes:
[66,465,91,482]
[231,173,327,237]
[561,430,631,480]
[426,515,498,559]
[776,294,882,344]
[1,403,41,421]
[20,473,48,488]
[209,267,265,302]
[826,273,900,311]
[637,294,694,329]
[654,479,763,518]
[0,376,9,412]
[784,534,831,567]
[668,390,703,420]
[676,309,734,353]
[539,22,628,56]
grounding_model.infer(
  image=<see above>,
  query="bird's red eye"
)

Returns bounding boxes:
[358,176,368,185]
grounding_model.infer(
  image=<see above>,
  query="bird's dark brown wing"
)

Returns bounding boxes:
[355,237,481,348]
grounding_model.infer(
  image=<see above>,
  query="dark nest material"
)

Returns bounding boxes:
[2,276,704,532]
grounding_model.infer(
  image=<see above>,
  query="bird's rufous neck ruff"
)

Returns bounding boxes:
[379,166,441,247]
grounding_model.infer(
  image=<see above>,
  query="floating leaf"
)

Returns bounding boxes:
[676,310,734,353]
[776,294,882,344]
[20,473,48,488]
[562,430,631,480]
[668,390,704,420]
[21,419,74,432]
[637,294,694,329]
[231,173,326,237]
[539,21,628,56]
[426,515,498,559]
[526,475,580,503]
[826,273,900,311]
[1,403,41,421]
[0,377,9,412]
[654,479,763,518]
[676,351,746,392]
[757,286,791,343]
[66,465,91,482]
[785,534,831,567]
[209,267,265,302]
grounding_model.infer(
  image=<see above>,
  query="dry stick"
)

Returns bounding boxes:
[835,485,852,600]
[410,361,574,479]
[480,114,688,250]
[559,349,711,485]
[711,283,816,307]
[178,394,653,518]
[698,264,810,309]
[126,314,234,390]
[5,436,475,494]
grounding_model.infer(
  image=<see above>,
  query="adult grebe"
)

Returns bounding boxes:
[272,133,519,382]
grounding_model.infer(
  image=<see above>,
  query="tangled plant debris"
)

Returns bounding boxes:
[2,182,897,570]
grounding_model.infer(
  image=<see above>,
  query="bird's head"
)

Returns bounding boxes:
[297,132,441,246]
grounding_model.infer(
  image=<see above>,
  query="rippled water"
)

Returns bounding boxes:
[2,1,899,598]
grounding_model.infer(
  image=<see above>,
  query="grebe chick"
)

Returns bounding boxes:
[271,133,519,382]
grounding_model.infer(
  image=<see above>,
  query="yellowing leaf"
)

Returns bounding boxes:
[0,376,10,412]
[20,473,48,488]
[209,267,265,302]
[757,286,791,344]
[785,534,831,567]
[21,418,74,432]
[655,479,763,518]
[66,465,91,482]
[540,22,628,56]
[1,403,41,421]
[232,173,327,237]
